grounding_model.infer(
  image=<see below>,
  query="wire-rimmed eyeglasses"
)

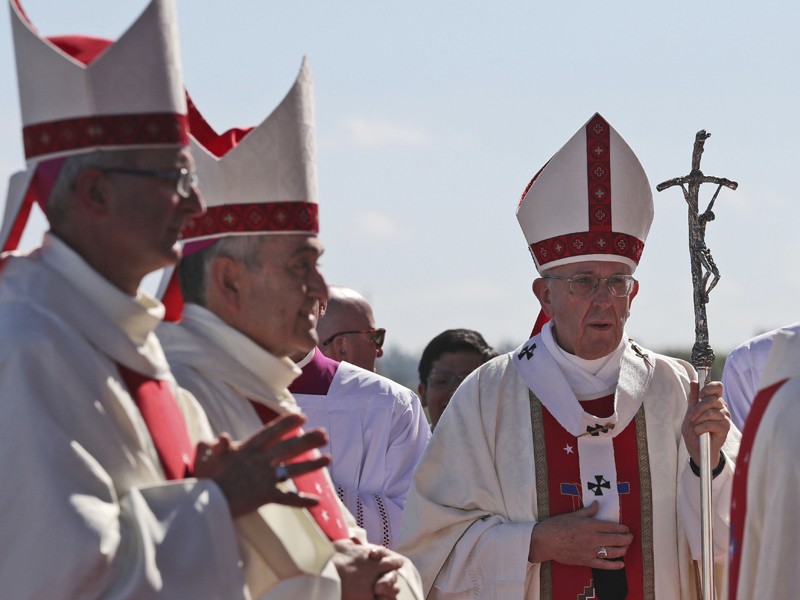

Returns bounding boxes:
[543,274,636,297]
[321,328,386,349]
[96,166,198,198]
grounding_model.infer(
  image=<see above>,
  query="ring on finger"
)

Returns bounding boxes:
[596,546,608,560]
[274,464,290,483]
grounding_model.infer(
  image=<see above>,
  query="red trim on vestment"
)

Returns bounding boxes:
[23,112,189,159]
[727,378,787,600]
[530,310,550,338]
[250,403,350,541]
[182,201,319,239]
[541,397,644,598]
[117,364,195,480]
[161,269,184,323]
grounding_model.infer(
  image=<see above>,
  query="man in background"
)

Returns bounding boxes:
[318,285,386,372]
[417,328,498,428]
[291,306,430,548]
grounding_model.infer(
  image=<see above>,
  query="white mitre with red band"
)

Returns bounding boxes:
[516,113,653,274]
[159,57,317,321]
[0,0,188,252]
[182,57,317,245]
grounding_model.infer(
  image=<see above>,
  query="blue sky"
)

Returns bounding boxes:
[2,1,799,357]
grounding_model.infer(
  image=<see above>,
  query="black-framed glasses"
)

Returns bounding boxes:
[426,371,470,388]
[96,166,198,198]
[543,274,636,298]
[321,328,386,349]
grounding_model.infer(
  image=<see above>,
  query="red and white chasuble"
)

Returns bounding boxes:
[727,329,800,600]
[398,322,739,600]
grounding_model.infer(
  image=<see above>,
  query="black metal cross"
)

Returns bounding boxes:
[656,131,738,370]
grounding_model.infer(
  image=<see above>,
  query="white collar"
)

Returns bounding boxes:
[180,303,301,395]
[41,232,164,348]
[541,321,625,400]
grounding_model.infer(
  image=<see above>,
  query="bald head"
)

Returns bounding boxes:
[317,286,384,371]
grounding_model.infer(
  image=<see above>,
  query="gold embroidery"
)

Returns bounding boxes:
[529,390,552,600]
[635,405,656,600]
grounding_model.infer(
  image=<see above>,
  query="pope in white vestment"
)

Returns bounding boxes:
[0,236,248,598]
[291,347,431,548]
[399,112,739,600]
[398,324,739,599]
[727,329,800,600]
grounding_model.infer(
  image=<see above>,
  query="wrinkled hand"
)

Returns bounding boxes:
[681,380,731,465]
[333,539,404,600]
[193,412,331,518]
[528,501,633,570]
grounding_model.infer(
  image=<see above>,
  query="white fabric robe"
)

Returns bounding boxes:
[293,349,431,548]
[721,321,800,430]
[726,329,800,599]
[0,235,247,599]
[398,333,740,599]
[158,303,424,600]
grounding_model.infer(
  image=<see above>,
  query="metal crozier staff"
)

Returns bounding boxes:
[657,129,738,600]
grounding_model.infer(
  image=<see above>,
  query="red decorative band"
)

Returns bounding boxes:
[182,201,319,239]
[586,114,612,232]
[531,230,644,267]
[23,112,189,159]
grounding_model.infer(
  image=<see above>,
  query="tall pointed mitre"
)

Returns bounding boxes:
[516,113,653,274]
[159,57,317,320]
[0,0,188,252]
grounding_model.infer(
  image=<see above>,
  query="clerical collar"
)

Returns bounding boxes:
[541,321,625,399]
[41,232,164,347]
[294,348,316,369]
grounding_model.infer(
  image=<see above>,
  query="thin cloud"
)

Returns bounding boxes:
[344,117,431,149]
[352,210,407,239]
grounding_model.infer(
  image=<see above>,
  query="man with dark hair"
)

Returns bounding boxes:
[417,329,498,427]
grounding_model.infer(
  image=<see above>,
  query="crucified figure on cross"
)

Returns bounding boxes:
[656,130,737,369]
[656,129,738,600]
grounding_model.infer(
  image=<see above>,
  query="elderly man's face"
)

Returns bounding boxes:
[105,147,204,275]
[533,260,637,360]
[235,234,328,358]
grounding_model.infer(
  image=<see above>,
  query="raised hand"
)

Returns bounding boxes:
[194,412,331,518]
